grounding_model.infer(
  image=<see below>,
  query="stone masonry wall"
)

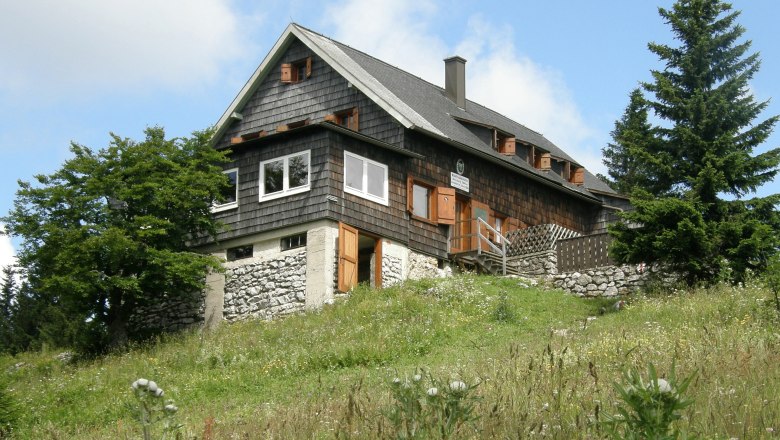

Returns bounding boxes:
[382,254,404,287]
[407,251,450,280]
[223,250,307,321]
[512,250,558,277]
[129,290,205,335]
[551,264,656,297]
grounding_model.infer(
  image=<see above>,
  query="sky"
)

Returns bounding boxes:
[1,0,779,270]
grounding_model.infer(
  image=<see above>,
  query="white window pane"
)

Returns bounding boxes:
[264,160,284,194]
[366,162,385,199]
[345,155,363,191]
[288,153,309,189]
[412,184,429,218]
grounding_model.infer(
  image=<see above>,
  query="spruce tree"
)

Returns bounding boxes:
[607,0,780,283]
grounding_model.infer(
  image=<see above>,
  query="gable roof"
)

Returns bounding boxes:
[214,23,617,199]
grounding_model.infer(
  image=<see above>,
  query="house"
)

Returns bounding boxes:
[198,23,627,323]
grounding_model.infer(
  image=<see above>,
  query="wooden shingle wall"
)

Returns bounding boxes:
[404,131,601,256]
[326,132,410,246]
[217,39,404,150]
[211,130,331,242]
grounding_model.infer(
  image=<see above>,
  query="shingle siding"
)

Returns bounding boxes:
[217,39,404,150]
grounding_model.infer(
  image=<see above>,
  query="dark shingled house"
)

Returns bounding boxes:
[199,23,627,322]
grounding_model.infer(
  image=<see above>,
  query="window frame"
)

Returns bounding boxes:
[212,168,239,213]
[226,244,253,261]
[343,151,388,206]
[281,57,312,84]
[336,107,359,131]
[259,150,312,202]
[407,177,437,224]
[281,233,307,251]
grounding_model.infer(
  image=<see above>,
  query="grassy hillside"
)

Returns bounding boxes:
[1,275,779,439]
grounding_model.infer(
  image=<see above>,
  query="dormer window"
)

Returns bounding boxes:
[496,133,515,155]
[281,57,312,84]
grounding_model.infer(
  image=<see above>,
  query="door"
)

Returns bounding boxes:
[338,222,359,292]
[450,197,471,253]
[470,199,491,251]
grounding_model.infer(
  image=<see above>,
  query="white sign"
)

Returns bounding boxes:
[450,172,469,192]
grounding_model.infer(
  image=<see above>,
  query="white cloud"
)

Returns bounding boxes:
[320,1,601,171]
[0,0,247,100]
[0,224,15,271]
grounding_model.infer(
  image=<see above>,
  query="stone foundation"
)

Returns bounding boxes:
[129,290,205,335]
[512,250,558,276]
[223,250,307,321]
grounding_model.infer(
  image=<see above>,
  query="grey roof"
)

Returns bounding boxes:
[214,23,617,199]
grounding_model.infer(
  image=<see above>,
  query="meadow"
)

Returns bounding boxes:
[1,274,778,439]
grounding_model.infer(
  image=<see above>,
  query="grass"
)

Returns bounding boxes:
[1,274,779,438]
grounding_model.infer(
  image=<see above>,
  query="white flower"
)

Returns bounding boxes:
[412,374,422,382]
[653,379,672,393]
[449,380,467,392]
[426,387,438,397]
[164,404,178,413]
[135,378,149,388]
[147,381,158,393]
[392,377,401,386]
[154,388,164,397]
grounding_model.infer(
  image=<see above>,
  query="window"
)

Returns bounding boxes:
[344,152,388,205]
[212,168,238,212]
[281,233,307,251]
[281,57,312,84]
[325,107,359,131]
[406,177,456,225]
[259,151,311,201]
[227,245,253,261]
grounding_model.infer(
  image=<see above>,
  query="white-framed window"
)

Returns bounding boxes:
[343,151,388,205]
[212,168,238,212]
[259,150,311,201]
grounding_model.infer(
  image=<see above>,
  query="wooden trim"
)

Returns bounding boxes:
[436,187,456,225]
[305,56,312,78]
[280,63,293,83]
[374,239,382,289]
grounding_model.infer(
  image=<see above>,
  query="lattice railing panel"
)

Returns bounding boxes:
[505,224,581,257]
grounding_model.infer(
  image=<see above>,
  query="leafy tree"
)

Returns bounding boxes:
[0,265,16,352]
[607,0,780,283]
[3,127,230,351]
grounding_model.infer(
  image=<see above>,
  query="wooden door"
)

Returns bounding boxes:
[470,200,491,251]
[338,223,359,292]
[450,198,471,253]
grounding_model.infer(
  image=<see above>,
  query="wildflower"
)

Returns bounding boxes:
[154,388,164,398]
[426,387,438,397]
[412,374,422,382]
[147,381,158,393]
[133,378,149,389]
[449,380,467,392]
[653,379,672,393]
[164,404,178,414]
[392,377,401,386]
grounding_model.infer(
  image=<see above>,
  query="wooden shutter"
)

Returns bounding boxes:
[338,223,359,292]
[324,113,338,123]
[571,167,585,185]
[351,107,359,131]
[499,137,516,155]
[539,153,551,170]
[406,176,415,213]
[436,187,455,225]
[281,63,293,83]
[305,57,312,78]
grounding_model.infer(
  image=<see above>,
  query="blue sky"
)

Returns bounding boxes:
[1,0,779,268]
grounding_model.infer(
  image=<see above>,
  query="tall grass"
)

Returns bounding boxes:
[1,275,778,438]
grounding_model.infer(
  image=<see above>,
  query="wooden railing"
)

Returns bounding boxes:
[504,224,580,257]
[556,232,614,272]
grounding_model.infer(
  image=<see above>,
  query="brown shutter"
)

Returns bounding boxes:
[324,113,338,123]
[499,137,516,155]
[280,63,293,83]
[407,176,415,213]
[338,223,359,292]
[571,167,585,185]
[276,124,289,133]
[306,57,312,78]
[539,153,551,170]
[436,187,455,225]
[352,107,359,131]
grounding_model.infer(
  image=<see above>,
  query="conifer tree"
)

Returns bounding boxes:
[608,0,780,283]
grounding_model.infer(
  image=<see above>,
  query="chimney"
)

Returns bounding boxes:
[444,56,467,109]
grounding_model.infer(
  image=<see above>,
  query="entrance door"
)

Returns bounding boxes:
[470,200,491,251]
[338,223,383,292]
[450,197,471,253]
[338,222,359,292]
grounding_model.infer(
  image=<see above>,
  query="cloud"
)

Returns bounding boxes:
[0,0,247,101]
[0,224,15,271]
[320,1,600,171]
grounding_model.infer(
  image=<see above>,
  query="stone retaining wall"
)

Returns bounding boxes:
[551,264,655,297]
[223,250,307,321]
[512,250,558,276]
[129,290,205,335]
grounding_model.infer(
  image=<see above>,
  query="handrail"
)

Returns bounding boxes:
[449,218,511,275]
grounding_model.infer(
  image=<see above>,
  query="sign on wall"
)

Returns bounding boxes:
[450,172,469,192]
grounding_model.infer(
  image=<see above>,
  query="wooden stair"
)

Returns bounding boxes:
[451,251,522,276]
